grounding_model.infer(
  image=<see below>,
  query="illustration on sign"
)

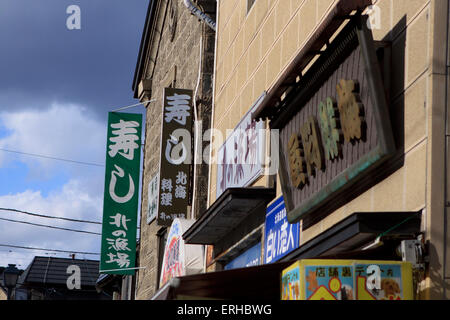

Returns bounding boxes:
[100,112,142,275]
[281,260,413,300]
[304,264,355,300]
[354,263,406,300]
[264,197,300,264]
[160,219,204,287]
[281,262,301,300]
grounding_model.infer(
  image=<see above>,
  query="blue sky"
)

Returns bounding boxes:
[0,1,148,269]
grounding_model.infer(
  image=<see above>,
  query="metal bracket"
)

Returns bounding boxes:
[400,239,425,270]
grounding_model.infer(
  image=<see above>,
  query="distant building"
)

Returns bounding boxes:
[16,256,111,300]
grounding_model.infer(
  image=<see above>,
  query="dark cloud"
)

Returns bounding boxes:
[0,0,149,120]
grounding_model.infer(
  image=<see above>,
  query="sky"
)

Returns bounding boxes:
[0,0,149,270]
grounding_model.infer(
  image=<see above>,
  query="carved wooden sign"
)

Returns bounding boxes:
[287,79,365,189]
[271,17,395,227]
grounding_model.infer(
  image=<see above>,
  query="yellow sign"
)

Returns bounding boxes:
[281,260,413,300]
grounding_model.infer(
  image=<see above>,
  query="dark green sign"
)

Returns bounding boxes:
[100,112,142,275]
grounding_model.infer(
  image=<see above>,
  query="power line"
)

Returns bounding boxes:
[0,148,145,171]
[0,217,101,235]
[0,207,141,229]
[0,148,105,167]
[0,244,100,255]
[0,207,102,225]
[110,99,156,112]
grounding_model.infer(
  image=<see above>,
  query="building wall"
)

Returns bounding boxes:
[210,0,448,298]
[135,0,215,300]
[0,288,6,300]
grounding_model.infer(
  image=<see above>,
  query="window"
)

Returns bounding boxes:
[156,227,168,289]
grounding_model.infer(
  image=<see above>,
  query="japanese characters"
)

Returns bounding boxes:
[288,79,365,190]
[100,113,142,274]
[216,99,265,198]
[158,88,193,226]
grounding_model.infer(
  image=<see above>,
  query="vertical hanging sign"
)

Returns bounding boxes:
[100,112,142,275]
[158,88,193,226]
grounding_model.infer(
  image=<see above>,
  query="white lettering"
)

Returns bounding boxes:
[66,265,81,290]
[66,5,81,30]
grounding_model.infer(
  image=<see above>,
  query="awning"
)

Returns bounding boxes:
[281,211,422,262]
[152,260,294,300]
[183,187,276,245]
[153,211,421,300]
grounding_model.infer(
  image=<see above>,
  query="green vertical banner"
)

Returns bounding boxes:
[100,112,142,275]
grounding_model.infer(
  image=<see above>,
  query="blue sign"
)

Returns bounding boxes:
[264,196,300,264]
[224,242,261,270]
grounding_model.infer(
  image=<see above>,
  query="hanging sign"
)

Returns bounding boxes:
[264,196,300,264]
[160,219,204,287]
[216,93,266,198]
[224,242,261,271]
[281,260,413,300]
[147,173,159,224]
[100,112,142,275]
[157,88,193,226]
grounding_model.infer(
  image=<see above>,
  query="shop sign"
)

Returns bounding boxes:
[146,173,159,224]
[224,242,261,271]
[216,93,266,198]
[160,219,204,287]
[158,88,193,226]
[273,18,396,225]
[100,112,142,274]
[281,260,413,300]
[264,196,300,264]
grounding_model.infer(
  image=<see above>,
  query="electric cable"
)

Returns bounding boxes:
[0,217,101,235]
[0,147,105,167]
[0,148,145,172]
[0,207,141,229]
[0,207,102,225]
[0,243,100,255]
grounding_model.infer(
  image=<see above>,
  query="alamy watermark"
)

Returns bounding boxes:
[163,120,280,177]
[66,5,81,30]
[66,265,81,290]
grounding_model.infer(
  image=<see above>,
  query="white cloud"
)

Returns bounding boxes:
[0,104,106,268]
[0,103,107,176]
[0,178,103,268]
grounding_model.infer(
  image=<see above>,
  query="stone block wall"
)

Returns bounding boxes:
[134,0,215,300]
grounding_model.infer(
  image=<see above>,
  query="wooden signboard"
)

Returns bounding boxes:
[271,16,395,227]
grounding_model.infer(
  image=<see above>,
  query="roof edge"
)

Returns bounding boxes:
[132,0,157,98]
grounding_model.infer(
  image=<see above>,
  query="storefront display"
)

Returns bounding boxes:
[282,260,413,300]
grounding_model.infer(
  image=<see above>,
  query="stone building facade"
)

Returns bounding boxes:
[132,0,215,300]
[201,0,449,300]
[0,287,6,300]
